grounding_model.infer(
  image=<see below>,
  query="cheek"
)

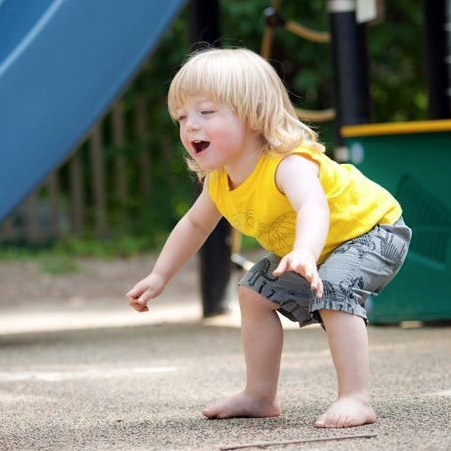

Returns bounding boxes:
[179,129,191,152]
[214,121,246,148]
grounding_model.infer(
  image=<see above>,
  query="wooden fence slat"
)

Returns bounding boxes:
[25,191,39,242]
[90,125,108,238]
[135,95,151,197]
[162,134,176,190]
[69,151,85,235]
[0,216,15,241]
[112,102,128,205]
[47,172,60,238]
[1,83,156,244]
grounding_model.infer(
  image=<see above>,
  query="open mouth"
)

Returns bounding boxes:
[192,140,210,154]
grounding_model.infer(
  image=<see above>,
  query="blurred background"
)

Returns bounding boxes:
[0,1,429,250]
[1,4,451,450]
[0,0,450,325]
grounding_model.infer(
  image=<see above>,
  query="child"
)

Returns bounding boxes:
[126,48,411,428]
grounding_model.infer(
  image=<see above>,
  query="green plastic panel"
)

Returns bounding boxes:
[345,130,451,323]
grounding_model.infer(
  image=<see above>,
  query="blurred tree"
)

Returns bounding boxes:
[368,0,426,122]
[75,1,429,247]
[129,0,425,237]
[0,1,426,252]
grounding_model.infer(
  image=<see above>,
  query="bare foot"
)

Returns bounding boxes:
[314,396,377,428]
[202,392,281,419]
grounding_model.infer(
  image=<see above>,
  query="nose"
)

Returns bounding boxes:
[185,116,200,132]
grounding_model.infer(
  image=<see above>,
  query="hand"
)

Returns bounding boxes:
[125,272,166,312]
[273,248,323,298]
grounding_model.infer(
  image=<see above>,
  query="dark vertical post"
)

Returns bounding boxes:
[189,0,220,47]
[423,0,451,119]
[328,0,371,151]
[189,0,232,317]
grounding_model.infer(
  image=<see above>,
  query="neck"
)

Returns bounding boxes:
[226,143,265,189]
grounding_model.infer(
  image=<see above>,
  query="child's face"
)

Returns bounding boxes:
[175,95,253,172]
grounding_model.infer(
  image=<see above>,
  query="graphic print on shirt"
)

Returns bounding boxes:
[230,210,255,229]
[231,209,296,254]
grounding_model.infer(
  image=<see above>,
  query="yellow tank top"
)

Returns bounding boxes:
[208,146,402,264]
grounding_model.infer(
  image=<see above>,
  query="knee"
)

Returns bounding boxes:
[238,286,278,313]
[317,308,367,331]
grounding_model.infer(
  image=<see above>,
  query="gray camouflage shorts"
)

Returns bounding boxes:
[239,217,412,327]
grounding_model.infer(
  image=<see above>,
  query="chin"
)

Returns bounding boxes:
[197,161,222,171]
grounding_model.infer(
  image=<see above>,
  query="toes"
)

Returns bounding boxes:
[342,415,354,428]
[202,404,236,419]
[202,396,281,420]
[328,413,341,428]
[314,415,326,428]
[315,412,346,428]
[335,414,347,428]
[202,407,219,419]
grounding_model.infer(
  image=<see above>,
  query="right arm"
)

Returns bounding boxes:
[126,178,222,312]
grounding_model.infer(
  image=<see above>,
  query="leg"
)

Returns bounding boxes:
[315,309,377,428]
[202,286,283,418]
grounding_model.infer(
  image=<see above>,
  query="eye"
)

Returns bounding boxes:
[201,110,215,116]
[177,115,187,122]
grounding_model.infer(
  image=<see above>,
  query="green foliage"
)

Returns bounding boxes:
[368,0,425,121]
[220,0,425,131]
[220,0,334,149]
[92,9,195,241]
[1,1,426,259]
[110,0,424,251]
[0,234,164,271]
[37,254,81,274]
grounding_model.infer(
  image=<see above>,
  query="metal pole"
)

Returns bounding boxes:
[328,0,370,156]
[189,0,232,317]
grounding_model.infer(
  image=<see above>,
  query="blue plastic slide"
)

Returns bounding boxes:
[0,0,186,222]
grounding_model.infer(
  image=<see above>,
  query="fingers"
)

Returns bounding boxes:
[126,273,166,313]
[127,293,149,312]
[273,256,324,298]
[273,257,314,282]
[299,266,323,298]
[125,286,140,300]
[126,284,152,313]
[129,300,149,313]
[272,259,289,277]
[303,266,323,298]
[310,272,324,299]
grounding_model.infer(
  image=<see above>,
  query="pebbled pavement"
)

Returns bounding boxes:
[0,256,450,450]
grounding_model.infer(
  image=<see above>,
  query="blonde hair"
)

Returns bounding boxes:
[168,48,324,176]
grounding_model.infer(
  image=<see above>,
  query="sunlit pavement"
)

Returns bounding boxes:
[0,262,450,450]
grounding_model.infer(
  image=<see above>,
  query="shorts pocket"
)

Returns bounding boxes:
[376,220,412,271]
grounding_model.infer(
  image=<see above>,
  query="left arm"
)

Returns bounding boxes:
[272,155,330,298]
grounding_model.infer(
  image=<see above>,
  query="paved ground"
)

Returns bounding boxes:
[0,255,450,450]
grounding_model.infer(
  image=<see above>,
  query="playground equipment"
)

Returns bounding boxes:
[1,0,450,323]
[238,0,451,324]
[338,1,451,323]
[343,120,451,323]
[261,1,335,123]
[0,0,186,223]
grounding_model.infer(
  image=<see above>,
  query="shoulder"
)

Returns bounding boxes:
[274,152,326,210]
[275,154,320,191]
[277,153,320,173]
